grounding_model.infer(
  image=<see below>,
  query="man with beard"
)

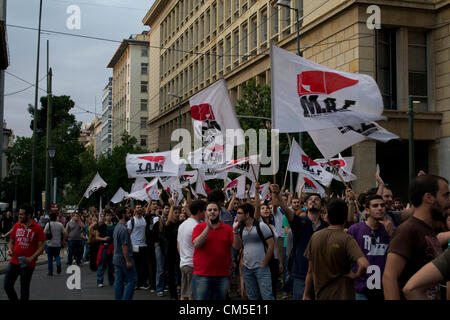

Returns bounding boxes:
[113,206,137,300]
[208,189,234,227]
[383,175,449,300]
[3,204,46,301]
[192,202,234,300]
[347,194,393,300]
[270,185,329,300]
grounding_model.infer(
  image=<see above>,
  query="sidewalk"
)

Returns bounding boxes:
[0,247,69,274]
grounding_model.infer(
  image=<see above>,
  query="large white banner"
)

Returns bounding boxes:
[199,167,228,181]
[271,44,384,133]
[83,173,107,199]
[296,174,327,197]
[308,121,399,159]
[314,155,357,182]
[110,187,129,204]
[188,146,226,168]
[287,139,334,187]
[126,150,180,178]
[189,79,245,163]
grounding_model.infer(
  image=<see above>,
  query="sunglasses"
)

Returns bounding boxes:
[370,230,377,246]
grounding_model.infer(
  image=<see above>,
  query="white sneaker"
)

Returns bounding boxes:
[157,292,164,297]
[97,284,103,288]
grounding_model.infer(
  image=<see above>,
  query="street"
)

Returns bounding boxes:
[0,262,171,301]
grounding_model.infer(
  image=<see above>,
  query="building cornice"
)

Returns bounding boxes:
[142,0,166,26]
[107,38,149,68]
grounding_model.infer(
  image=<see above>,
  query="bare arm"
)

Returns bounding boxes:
[183,187,192,217]
[232,218,242,251]
[227,191,236,212]
[193,218,211,249]
[383,253,407,300]
[345,256,369,280]
[403,261,444,300]
[166,196,175,227]
[376,170,384,196]
[437,231,450,246]
[253,181,261,221]
[271,184,295,224]
[298,182,305,201]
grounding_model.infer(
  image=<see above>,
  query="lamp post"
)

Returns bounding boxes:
[12,165,22,212]
[277,0,304,149]
[48,144,56,205]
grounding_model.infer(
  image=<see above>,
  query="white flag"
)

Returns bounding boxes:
[216,155,259,181]
[188,146,226,168]
[128,177,159,201]
[110,187,129,204]
[179,171,198,187]
[195,174,208,197]
[199,167,228,181]
[296,174,327,197]
[287,139,334,187]
[271,44,384,133]
[308,121,399,160]
[249,182,271,201]
[224,175,246,200]
[314,155,357,182]
[83,173,107,199]
[130,177,149,194]
[189,79,245,159]
[126,150,180,178]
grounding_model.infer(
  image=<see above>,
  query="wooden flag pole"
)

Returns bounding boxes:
[282,167,289,191]
[328,160,360,208]
[76,196,84,211]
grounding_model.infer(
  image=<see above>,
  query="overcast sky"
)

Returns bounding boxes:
[5,0,155,137]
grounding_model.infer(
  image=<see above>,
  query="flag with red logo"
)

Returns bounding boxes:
[216,155,260,181]
[198,167,228,181]
[126,150,180,178]
[128,177,160,201]
[189,79,245,165]
[296,174,327,197]
[83,173,107,199]
[224,175,246,200]
[195,174,210,197]
[287,139,333,187]
[314,155,357,182]
[271,45,384,133]
[308,121,399,159]
[249,182,271,200]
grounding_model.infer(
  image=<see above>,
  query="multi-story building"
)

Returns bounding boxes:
[143,0,450,198]
[78,120,96,149]
[94,117,102,158]
[107,32,150,150]
[100,77,113,156]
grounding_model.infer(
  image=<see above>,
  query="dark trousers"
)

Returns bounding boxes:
[166,247,180,299]
[133,246,150,287]
[89,242,99,271]
[148,242,156,289]
[67,239,83,265]
[3,263,35,301]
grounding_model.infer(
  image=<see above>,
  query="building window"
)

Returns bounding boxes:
[140,135,148,147]
[233,29,239,65]
[260,8,268,43]
[250,15,257,51]
[270,2,279,38]
[141,117,148,129]
[408,31,428,112]
[376,29,397,110]
[141,46,148,57]
[218,41,224,70]
[225,35,231,67]
[141,99,148,111]
[141,81,148,93]
[141,63,148,75]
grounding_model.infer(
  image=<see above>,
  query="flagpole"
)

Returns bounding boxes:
[76,196,84,211]
[328,160,349,189]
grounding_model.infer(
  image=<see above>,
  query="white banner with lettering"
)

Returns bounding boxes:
[126,150,180,178]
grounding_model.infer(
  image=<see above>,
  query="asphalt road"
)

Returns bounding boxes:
[0,262,171,300]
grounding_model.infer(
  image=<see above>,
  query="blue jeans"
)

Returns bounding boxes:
[97,247,114,285]
[114,264,137,300]
[45,245,61,275]
[67,239,83,265]
[83,242,90,262]
[293,277,306,300]
[155,245,165,293]
[192,275,230,300]
[241,266,274,300]
[282,247,293,294]
[3,263,35,301]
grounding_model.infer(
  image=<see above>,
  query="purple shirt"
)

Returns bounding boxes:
[347,221,390,293]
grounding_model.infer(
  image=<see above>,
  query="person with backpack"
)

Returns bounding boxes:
[232,187,275,300]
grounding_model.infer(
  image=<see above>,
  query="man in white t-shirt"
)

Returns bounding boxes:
[177,200,206,300]
[127,204,150,290]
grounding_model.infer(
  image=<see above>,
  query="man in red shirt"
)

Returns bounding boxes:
[3,204,46,301]
[192,202,234,300]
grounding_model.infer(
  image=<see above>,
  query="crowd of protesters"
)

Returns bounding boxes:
[1,170,449,301]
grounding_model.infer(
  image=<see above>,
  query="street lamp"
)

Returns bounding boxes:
[277,0,304,150]
[12,165,22,212]
[48,144,56,205]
